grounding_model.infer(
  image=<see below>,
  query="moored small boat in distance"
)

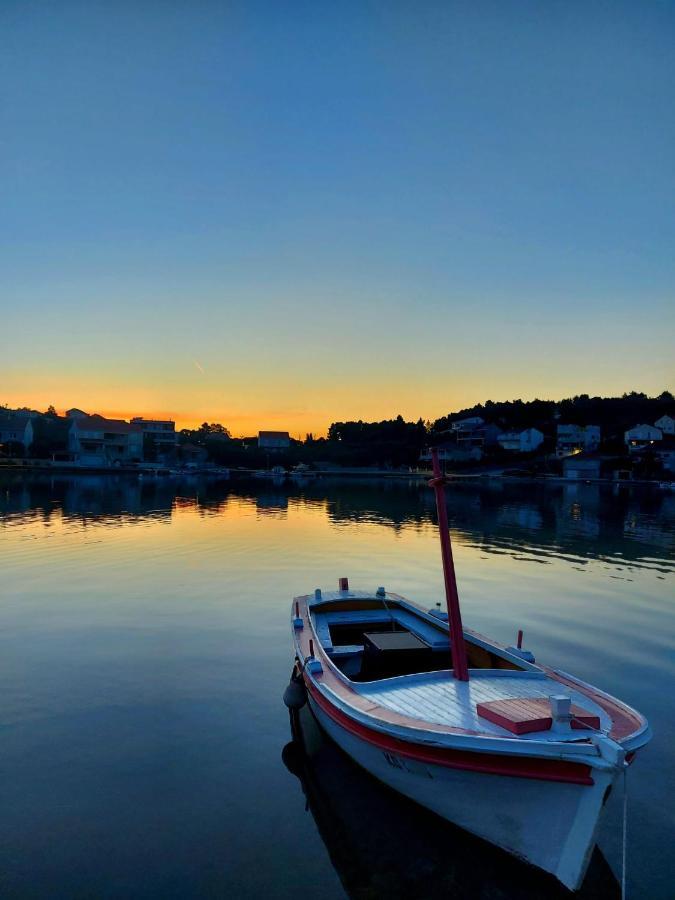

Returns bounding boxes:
[254,465,287,480]
[286,449,651,891]
[290,463,315,482]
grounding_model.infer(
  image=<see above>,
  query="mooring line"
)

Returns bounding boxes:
[621,765,628,900]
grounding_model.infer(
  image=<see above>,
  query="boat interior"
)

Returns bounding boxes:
[311,599,525,682]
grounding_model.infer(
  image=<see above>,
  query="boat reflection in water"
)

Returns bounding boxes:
[283,705,619,900]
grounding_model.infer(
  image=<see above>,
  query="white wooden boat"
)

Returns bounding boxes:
[283,705,620,898]
[286,451,651,891]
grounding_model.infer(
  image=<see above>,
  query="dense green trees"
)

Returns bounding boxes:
[326,415,428,467]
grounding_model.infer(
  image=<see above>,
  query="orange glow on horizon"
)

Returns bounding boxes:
[5,373,673,441]
[3,390,447,439]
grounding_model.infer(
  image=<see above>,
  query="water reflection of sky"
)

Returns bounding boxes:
[0,473,673,899]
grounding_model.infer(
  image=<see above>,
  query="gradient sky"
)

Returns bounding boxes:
[2,2,673,436]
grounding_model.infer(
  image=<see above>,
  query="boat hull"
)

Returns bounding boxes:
[308,693,617,891]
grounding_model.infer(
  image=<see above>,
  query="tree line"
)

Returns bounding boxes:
[3,391,673,468]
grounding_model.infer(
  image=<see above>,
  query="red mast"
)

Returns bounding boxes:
[430,448,469,681]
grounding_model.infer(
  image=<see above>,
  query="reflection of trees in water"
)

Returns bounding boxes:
[301,479,673,568]
[296,478,436,533]
[1,474,673,570]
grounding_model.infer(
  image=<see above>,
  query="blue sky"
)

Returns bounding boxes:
[2,1,673,434]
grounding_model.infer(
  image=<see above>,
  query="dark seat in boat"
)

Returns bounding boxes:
[360,631,435,680]
[323,611,450,652]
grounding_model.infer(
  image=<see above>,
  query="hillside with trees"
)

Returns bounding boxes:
[2,392,673,474]
[431,391,674,438]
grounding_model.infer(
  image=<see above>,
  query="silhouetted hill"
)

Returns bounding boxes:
[431,391,674,436]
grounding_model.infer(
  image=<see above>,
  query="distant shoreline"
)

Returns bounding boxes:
[0,461,670,488]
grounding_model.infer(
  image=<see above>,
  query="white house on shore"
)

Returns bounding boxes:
[258,430,290,451]
[497,428,544,453]
[556,424,600,458]
[68,414,143,466]
[655,415,675,436]
[0,416,34,453]
[624,424,662,453]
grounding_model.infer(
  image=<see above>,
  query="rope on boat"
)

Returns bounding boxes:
[569,714,595,731]
[378,591,396,630]
[621,765,628,900]
[567,714,629,898]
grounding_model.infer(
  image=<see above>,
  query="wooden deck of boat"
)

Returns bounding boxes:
[356,671,611,741]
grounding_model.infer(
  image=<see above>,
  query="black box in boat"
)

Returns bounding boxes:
[360,630,433,680]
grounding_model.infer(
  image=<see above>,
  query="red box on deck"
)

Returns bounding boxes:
[476,698,601,735]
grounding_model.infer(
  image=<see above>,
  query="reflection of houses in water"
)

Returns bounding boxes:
[2,474,674,571]
[172,492,236,519]
[556,484,600,540]
[283,705,618,900]
[495,503,543,531]
[0,474,175,525]
[0,475,70,525]
[193,497,233,517]
[62,476,177,523]
[287,496,328,518]
[446,483,674,569]
[62,476,142,518]
[623,505,675,551]
[444,484,554,556]
[0,481,33,517]
[255,490,289,517]
[316,479,675,569]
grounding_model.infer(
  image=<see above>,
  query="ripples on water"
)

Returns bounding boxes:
[0,473,673,899]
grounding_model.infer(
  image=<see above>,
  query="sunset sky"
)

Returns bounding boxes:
[2,2,673,437]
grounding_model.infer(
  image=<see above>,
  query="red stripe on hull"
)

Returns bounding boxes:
[306,680,594,786]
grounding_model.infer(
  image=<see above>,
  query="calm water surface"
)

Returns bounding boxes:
[1,474,673,899]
